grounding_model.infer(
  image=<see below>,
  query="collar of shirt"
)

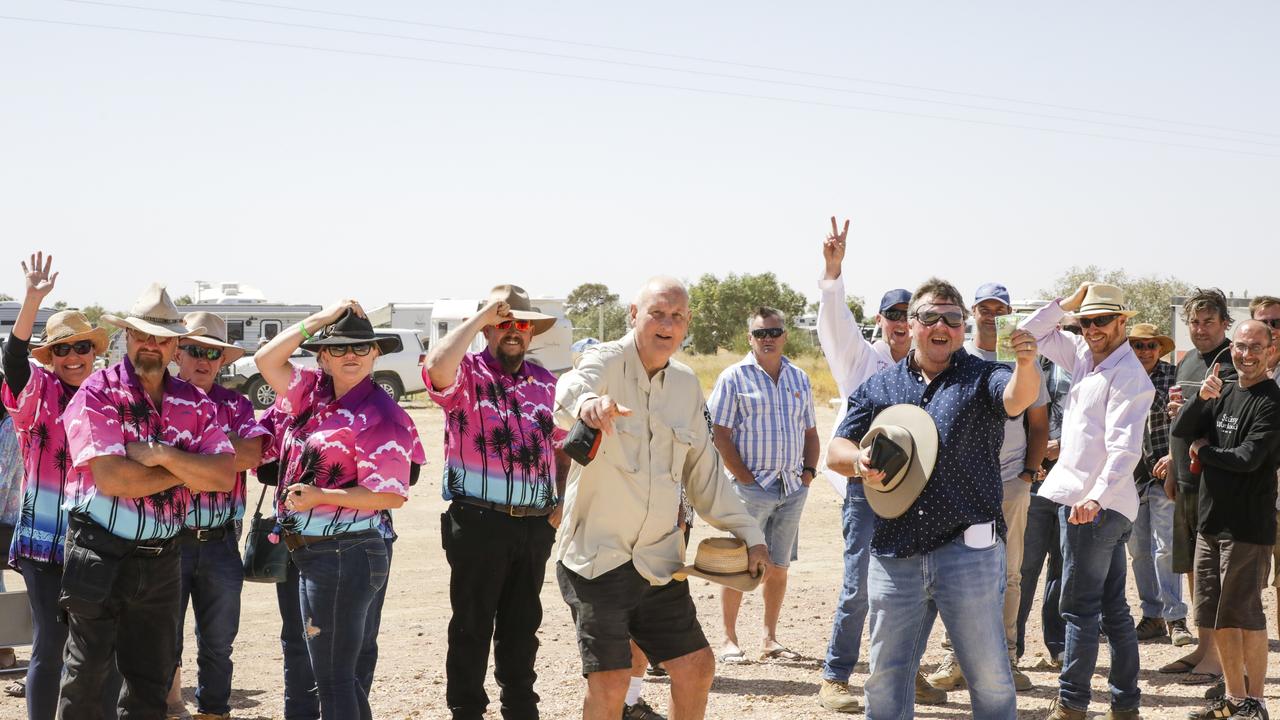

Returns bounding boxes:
[623,335,668,393]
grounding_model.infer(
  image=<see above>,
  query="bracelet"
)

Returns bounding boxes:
[802,466,817,477]
[297,322,313,341]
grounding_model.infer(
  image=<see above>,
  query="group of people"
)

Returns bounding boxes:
[0,224,1278,720]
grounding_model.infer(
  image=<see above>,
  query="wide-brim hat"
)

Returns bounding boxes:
[673,537,763,593]
[101,283,205,338]
[476,284,556,336]
[1127,322,1174,357]
[30,310,110,364]
[182,312,246,363]
[860,404,939,519]
[300,308,402,355]
[1074,283,1139,319]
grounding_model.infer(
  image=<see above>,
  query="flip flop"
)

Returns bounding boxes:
[3,679,24,698]
[718,649,748,664]
[1179,671,1223,686]
[1157,658,1196,674]
[759,646,803,661]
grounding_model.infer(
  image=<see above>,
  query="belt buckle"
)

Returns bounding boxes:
[136,544,164,556]
[195,529,212,542]
[508,504,521,518]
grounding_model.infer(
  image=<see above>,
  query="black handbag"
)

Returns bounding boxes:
[242,484,288,583]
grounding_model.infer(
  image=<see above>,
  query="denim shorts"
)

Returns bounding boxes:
[731,480,808,568]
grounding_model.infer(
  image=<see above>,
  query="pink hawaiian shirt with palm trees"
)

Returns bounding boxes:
[185,383,272,530]
[63,357,233,542]
[273,366,424,537]
[426,349,565,510]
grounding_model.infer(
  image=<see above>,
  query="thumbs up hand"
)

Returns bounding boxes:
[1199,363,1224,401]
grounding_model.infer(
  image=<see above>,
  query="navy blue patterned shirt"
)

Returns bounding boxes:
[836,348,1012,558]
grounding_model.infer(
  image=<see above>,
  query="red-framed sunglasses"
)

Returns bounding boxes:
[495,319,533,332]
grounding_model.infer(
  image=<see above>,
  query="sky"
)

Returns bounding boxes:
[1,1,1277,313]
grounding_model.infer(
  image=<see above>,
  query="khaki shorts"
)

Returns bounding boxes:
[1172,489,1199,574]
[1194,534,1272,631]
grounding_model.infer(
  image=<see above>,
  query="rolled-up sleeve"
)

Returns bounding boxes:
[1020,301,1081,372]
[1087,372,1156,504]
[680,397,766,548]
[554,347,604,430]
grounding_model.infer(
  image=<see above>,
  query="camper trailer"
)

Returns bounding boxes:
[0,302,56,341]
[367,302,433,345]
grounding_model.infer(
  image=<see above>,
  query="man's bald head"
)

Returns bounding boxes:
[1235,319,1274,343]
[634,276,688,311]
[1231,319,1274,386]
[630,276,690,374]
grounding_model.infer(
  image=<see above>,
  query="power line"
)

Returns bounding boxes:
[211,0,1280,140]
[4,13,1278,160]
[56,0,1280,149]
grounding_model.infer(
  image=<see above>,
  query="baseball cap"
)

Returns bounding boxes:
[974,282,1011,307]
[879,289,912,314]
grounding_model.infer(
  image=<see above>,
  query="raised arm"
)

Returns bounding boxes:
[425,299,508,391]
[255,299,361,397]
[1019,290,1088,371]
[1003,329,1044,417]
[817,217,875,399]
[4,252,59,395]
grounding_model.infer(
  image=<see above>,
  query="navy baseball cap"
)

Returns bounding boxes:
[974,282,1011,307]
[879,289,912,314]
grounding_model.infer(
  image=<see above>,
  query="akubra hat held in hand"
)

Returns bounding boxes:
[300,308,402,355]
[477,285,557,336]
[860,404,939,520]
[101,284,205,338]
[30,310,109,364]
[673,537,763,593]
[1074,284,1138,318]
[182,312,246,364]
[1127,323,1174,357]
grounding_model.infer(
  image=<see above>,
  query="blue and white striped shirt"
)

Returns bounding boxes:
[707,353,816,495]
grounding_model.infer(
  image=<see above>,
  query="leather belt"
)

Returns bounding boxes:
[452,495,555,518]
[282,530,376,552]
[179,523,232,543]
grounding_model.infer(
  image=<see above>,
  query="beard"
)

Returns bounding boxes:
[495,344,526,374]
[133,351,165,373]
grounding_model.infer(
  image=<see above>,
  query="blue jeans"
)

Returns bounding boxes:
[731,480,808,567]
[356,537,394,696]
[1127,484,1186,621]
[176,531,244,715]
[291,531,389,720]
[865,538,1015,720]
[1017,492,1065,659]
[822,481,876,683]
[1057,506,1140,712]
[278,557,319,720]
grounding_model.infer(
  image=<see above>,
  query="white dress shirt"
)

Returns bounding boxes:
[1021,301,1155,522]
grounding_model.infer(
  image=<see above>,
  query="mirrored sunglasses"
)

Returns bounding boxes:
[1078,314,1120,329]
[181,345,224,361]
[751,327,785,339]
[495,319,533,332]
[912,309,965,328]
[50,340,95,357]
[326,343,373,357]
[880,309,908,322]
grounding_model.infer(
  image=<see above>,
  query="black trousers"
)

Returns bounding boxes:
[59,518,181,720]
[441,502,556,720]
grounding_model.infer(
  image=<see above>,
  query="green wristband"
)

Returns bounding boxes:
[297,322,313,341]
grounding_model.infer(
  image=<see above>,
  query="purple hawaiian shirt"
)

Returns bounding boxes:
[3,364,78,565]
[273,366,424,537]
[63,357,233,541]
[426,349,565,510]
[185,384,271,530]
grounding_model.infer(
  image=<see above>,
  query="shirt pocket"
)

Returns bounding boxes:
[606,417,643,474]
[670,425,697,484]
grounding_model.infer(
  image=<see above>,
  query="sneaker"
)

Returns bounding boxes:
[1046,697,1087,720]
[1231,698,1270,719]
[925,654,965,691]
[1170,618,1195,646]
[816,678,862,713]
[1188,698,1240,719]
[1135,616,1168,641]
[1011,661,1033,692]
[915,670,947,705]
[1206,681,1226,700]
[623,697,667,720]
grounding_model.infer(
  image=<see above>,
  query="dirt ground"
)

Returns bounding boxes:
[2,403,1277,719]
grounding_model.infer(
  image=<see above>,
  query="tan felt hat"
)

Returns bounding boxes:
[478,284,556,336]
[673,537,763,593]
[1127,323,1174,357]
[861,404,939,520]
[182,312,246,363]
[30,310,109,364]
[101,284,205,338]
[1074,283,1138,319]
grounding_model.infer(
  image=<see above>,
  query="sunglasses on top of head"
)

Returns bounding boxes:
[751,327,785,339]
[495,319,533,332]
[911,309,966,328]
[1078,314,1120,329]
[49,340,96,357]
[180,345,224,361]
[326,343,373,357]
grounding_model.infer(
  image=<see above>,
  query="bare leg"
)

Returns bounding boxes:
[1243,629,1268,699]
[631,642,647,678]
[583,668,631,720]
[166,666,181,708]
[665,647,715,720]
[1274,588,1279,640]
[762,566,789,649]
[1215,628,1245,699]
[720,588,743,657]
[1192,628,1222,674]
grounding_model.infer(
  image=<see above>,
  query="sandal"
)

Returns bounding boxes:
[1180,671,1223,685]
[759,645,802,661]
[718,649,748,664]
[1157,658,1196,674]
[4,679,24,698]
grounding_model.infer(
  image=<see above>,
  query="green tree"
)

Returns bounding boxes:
[0,293,12,302]
[687,272,810,355]
[52,300,68,310]
[565,283,629,341]
[1042,266,1192,335]
[174,294,194,306]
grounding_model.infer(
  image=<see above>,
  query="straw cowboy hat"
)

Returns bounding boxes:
[673,537,764,593]
[30,310,109,364]
[182,312,246,364]
[1127,323,1175,357]
[1074,284,1139,318]
[300,308,402,355]
[101,284,205,338]
[477,285,557,336]
[860,404,940,520]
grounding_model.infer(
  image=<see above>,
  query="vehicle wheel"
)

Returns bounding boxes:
[374,374,403,403]
[247,376,276,410]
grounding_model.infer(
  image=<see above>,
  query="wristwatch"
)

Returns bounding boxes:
[802,466,817,477]
[1021,466,1041,482]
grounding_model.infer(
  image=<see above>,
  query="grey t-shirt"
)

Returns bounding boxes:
[966,342,1050,488]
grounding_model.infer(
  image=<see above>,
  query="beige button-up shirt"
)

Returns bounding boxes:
[554,332,767,585]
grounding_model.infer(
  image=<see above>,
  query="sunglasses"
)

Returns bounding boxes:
[127,329,175,345]
[751,327,785,339]
[1260,318,1280,330]
[49,340,95,357]
[495,319,533,332]
[880,309,908,322]
[911,309,966,328]
[181,345,224,361]
[1130,340,1161,351]
[326,343,373,357]
[1078,314,1119,329]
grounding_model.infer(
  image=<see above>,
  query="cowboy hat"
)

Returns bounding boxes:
[1127,323,1174,357]
[101,284,205,338]
[30,310,109,364]
[181,312,246,364]
[1074,284,1138,319]
[860,404,939,519]
[300,308,402,355]
[476,285,556,336]
[673,537,763,593]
